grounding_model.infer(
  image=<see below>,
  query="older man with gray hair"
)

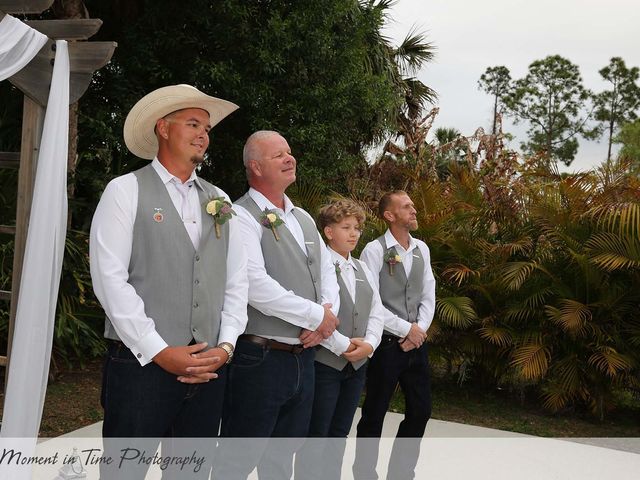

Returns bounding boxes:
[215,130,356,479]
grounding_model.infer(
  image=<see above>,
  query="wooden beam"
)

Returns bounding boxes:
[0,356,6,367]
[0,290,10,301]
[25,18,103,40]
[6,97,44,392]
[8,40,53,107]
[0,0,53,14]
[0,152,20,169]
[68,41,117,73]
[0,226,16,235]
[9,40,117,106]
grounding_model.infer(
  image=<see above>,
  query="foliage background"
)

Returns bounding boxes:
[0,0,638,418]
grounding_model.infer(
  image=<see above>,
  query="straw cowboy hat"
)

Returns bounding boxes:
[123,84,239,159]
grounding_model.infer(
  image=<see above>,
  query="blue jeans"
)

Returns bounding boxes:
[353,336,431,480]
[295,360,367,480]
[215,338,316,480]
[100,341,226,479]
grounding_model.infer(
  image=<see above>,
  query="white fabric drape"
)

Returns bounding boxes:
[0,14,47,79]
[0,36,70,440]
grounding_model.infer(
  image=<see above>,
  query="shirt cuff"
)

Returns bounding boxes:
[308,302,325,330]
[417,319,432,333]
[363,334,380,353]
[218,325,242,348]
[131,331,168,366]
[322,331,351,355]
[385,317,412,338]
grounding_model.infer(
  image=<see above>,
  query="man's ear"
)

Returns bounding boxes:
[248,159,262,177]
[383,210,394,223]
[156,118,169,140]
[323,225,334,241]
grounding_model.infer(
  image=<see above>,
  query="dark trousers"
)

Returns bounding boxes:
[215,338,316,480]
[295,361,368,480]
[100,341,226,479]
[353,336,431,480]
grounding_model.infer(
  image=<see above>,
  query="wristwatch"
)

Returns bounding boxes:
[217,342,234,364]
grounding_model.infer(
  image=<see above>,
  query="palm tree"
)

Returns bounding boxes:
[395,146,640,418]
[503,160,639,419]
[360,0,436,124]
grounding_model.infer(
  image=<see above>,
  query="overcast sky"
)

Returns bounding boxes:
[383,0,640,172]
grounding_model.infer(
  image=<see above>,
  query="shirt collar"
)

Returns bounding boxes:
[384,229,416,252]
[152,157,203,190]
[248,187,295,214]
[328,247,358,270]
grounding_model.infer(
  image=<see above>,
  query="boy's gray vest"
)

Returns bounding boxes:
[104,164,229,349]
[316,258,373,371]
[377,236,424,331]
[235,193,321,338]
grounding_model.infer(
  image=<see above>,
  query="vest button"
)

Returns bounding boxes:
[354,312,359,316]
[195,255,200,261]
[194,279,200,285]
[193,302,199,308]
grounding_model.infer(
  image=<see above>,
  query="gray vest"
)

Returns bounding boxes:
[377,236,424,329]
[315,258,373,371]
[235,193,322,337]
[104,163,229,348]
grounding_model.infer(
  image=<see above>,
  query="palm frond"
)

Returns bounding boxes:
[441,263,479,287]
[523,286,554,309]
[541,388,575,413]
[585,202,640,239]
[586,232,640,271]
[436,296,478,329]
[504,307,534,323]
[287,179,327,217]
[510,343,550,380]
[500,261,536,291]
[545,299,591,334]
[394,28,436,76]
[477,325,512,348]
[588,348,634,377]
[553,355,583,393]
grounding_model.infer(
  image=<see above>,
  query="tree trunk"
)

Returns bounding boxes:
[492,95,498,136]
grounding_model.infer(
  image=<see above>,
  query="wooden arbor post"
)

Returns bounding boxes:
[0,1,116,394]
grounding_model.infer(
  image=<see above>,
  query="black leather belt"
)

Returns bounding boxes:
[239,334,305,354]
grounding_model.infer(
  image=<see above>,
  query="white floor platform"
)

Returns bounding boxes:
[2,409,636,479]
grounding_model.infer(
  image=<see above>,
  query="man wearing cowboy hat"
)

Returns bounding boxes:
[90,84,248,475]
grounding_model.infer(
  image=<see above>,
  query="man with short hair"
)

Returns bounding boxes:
[90,84,248,478]
[354,190,435,480]
[216,130,352,479]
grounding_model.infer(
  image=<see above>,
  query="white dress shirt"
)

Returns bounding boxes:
[328,248,387,351]
[234,188,350,355]
[90,158,248,366]
[359,229,436,333]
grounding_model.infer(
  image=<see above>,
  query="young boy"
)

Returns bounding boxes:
[295,199,407,480]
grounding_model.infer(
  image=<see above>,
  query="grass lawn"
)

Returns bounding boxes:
[0,358,638,438]
[390,379,640,438]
